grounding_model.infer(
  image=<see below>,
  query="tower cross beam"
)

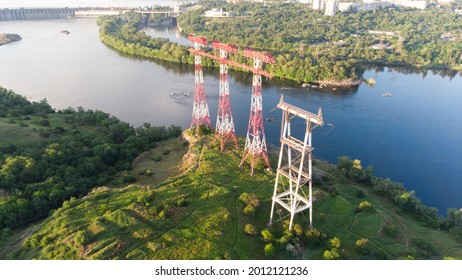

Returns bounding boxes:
[188,49,274,78]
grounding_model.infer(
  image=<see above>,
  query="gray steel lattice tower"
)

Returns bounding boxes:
[269,96,324,231]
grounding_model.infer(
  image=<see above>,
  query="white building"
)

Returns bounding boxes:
[391,0,428,9]
[312,0,326,10]
[204,8,234,18]
[339,2,354,12]
[325,0,339,16]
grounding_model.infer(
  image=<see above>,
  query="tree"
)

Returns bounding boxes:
[355,238,371,255]
[261,228,274,243]
[323,248,340,260]
[264,243,275,257]
[244,224,257,235]
[356,200,373,213]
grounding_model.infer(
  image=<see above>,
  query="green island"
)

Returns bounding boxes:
[97,1,462,85]
[1,87,462,260]
[0,33,22,46]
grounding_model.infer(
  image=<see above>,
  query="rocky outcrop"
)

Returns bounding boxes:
[0,33,22,46]
[314,77,364,87]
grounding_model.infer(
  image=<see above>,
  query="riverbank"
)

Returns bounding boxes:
[314,77,364,87]
[0,33,21,46]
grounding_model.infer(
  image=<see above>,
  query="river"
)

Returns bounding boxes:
[1,17,462,215]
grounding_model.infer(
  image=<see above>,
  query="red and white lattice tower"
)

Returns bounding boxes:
[188,35,211,134]
[212,41,239,151]
[239,48,276,175]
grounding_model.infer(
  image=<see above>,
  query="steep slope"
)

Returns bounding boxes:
[3,134,462,260]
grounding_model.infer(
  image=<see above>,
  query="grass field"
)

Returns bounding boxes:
[1,133,461,260]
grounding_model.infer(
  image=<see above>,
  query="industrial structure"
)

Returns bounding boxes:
[187,37,274,174]
[188,35,212,135]
[269,96,324,231]
[212,41,239,151]
[239,48,275,175]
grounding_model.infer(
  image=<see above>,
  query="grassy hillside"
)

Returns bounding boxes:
[2,132,462,260]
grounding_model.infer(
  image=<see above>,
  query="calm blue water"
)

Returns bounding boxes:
[1,18,462,215]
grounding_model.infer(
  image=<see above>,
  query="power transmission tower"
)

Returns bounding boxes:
[212,41,239,151]
[188,35,211,135]
[239,48,275,175]
[269,96,324,231]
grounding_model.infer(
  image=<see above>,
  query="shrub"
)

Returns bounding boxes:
[382,223,398,238]
[243,205,255,215]
[356,200,373,213]
[261,229,274,242]
[305,229,327,246]
[293,223,303,236]
[244,224,257,235]
[323,248,340,260]
[355,238,371,255]
[264,243,275,257]
[330,237,341,249]
[39,119,50,126]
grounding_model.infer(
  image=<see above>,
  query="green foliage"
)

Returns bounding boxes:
[382,222,399,238]
[323,248,340,260]
[243,205,255,215]
[337,156,373,185]
[0,89,181,230]
[355,238,371,255]
[98,12,194,65]
[412,238,440,259]
[305,229,327,247]
[261,228,274,243]
[264,243,275,257]
[330,237,341,249]
[244,224,257,235]
[338,156,439,227]
[356,200,373,213]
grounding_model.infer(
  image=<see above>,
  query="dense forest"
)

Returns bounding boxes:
[98,2,462,84]
[0,87,181,231]
[97,11,196,65]
[179,1,462,82]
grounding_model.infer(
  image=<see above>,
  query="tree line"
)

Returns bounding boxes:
[336,156,462,241]
[0,87,181,230]
[179,1,462,82]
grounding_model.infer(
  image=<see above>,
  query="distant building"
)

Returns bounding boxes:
[339,2,354,12]
[349,1,394,12]
[312,0,326,10]
[357,0,428,10]
[391,0,428,9]
[325,0,339,16]
[204,8,235,18]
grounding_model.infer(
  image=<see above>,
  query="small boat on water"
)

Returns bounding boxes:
[265,117,275,122]
[383,93,392,97]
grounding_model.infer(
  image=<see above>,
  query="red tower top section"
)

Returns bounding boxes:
[242,48,275,64]
[188,34,208,46]
[212,41,238,54]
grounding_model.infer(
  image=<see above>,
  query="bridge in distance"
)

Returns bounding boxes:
[0,7,182,21]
